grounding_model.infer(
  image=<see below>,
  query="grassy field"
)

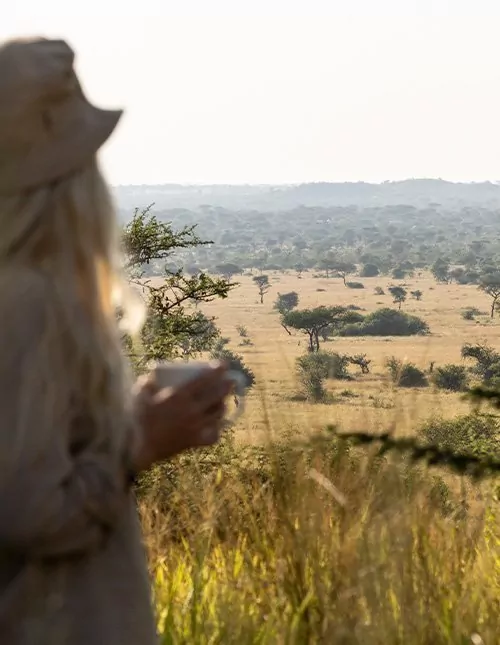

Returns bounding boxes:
[141,271,500,644]
[200,271,500,438]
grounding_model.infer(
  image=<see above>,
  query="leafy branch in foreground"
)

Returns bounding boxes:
[327,427,500,480]
[121,204,237,370]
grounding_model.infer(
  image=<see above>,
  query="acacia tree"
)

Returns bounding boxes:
[215,263,242,280]
[333,262,357,286]
[388,285,407,310]
[431,258,450,284]
[410,290,423,301]
[282,306,351,352]
[274,291,299,315]
[121,205,235,372]
[479,274,500,318]
[253,274,270,303]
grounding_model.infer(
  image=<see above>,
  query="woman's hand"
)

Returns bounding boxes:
[131,362,233,473]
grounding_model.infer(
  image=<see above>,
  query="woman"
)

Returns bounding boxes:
[0,37,231,644]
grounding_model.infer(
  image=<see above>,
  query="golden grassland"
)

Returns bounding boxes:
[200,271,500,439]
[142,271,500,644]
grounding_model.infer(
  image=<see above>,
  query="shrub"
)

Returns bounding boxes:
[432,364,469,392]
[419,414,500,458]
[296,351,351,402]
[461,342,500,385]
[339,308,429,337]
[461,307,484,320]
[210,338,255,387]
[386,357,428,388]
[346,281,365,289]
[360,263,380,277]
[374,286,385,295]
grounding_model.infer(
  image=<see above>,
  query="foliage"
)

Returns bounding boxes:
[347,353,371,374]
[121,206,235,371]
[346,281,364,289]
[431,258,450,283]
[253,274,270,303]
[478,273,500,318]
[360,263,379,277]
[119,182,500,280]
[388,285,407,309]
[386,356,428,388]
[339,308,430,337]
[210,338,255,388]
[461,342,500,385]
[374,286,385,295]
[282,306,355,352]
[295,351,356,401]
[410,289,423,301]
[136,428,500,643]
[461,306,483,320]
[274,291,299,315]
[432,364,469,392]
[418,414,500,459]
[215,263,243,280]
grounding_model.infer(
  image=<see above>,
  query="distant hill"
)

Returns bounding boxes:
[113,179,500,215]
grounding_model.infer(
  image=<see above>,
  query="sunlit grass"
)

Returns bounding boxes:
[141,272,500,643]
[139,428,500,644]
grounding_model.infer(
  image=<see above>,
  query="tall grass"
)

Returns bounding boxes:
[138,427,500,644]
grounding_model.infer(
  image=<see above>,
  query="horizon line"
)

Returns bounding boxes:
[111,178,500,188]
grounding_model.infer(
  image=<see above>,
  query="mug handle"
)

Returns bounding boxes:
[225,370,246,423]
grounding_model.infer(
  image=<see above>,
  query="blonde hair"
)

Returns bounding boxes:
[0,159,144,456]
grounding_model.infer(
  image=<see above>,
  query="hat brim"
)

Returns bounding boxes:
[0,99,123,195]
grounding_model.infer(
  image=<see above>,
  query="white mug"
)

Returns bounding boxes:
[152,360,247,424]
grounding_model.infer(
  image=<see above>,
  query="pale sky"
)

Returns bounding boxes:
[3,1,500,185]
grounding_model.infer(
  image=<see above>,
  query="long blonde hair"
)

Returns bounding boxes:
[0,159,144,456]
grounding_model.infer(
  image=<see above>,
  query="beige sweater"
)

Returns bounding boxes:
[0,270,157,644]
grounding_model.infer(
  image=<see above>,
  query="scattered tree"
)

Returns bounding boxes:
[122,205,234,372]
[253,274,270,304]
[431,258,450,284]
[410,290,423,301]
[333,262,357,286]
[348,353,371,374]
[274,291,299,315]
[282,306,351,352]
[215,263,243,280]
[388,285,407,310]
[478,273,500,318]
[360,263,380,277]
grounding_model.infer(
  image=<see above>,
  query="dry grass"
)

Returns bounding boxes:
[141,271,500,644]
[196,272,500,439]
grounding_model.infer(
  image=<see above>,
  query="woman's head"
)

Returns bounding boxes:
[0,37,143,452]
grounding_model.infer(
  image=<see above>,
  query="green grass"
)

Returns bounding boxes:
[138,428,500,644]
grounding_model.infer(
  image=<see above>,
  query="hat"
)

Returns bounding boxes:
[0,37,122,195]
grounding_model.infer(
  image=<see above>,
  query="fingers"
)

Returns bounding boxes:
[195,402,227,446]
[186,362,227,391]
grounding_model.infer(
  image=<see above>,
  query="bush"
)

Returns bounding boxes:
[461,307,483,320]
[210,338,255,388]
[461,342,500,385]
[360,263,380,277]
[374,286,385,295]
[432,364,469,392]
[346,281,365,289]
[419,414,500,458]
[339,308,430,337]
[386,357,428,388]
[296,351,351,402]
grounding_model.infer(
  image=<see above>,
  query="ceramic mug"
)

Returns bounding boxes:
[152,360,247,424]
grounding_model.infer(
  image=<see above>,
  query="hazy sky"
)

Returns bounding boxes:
[3,1,500,185]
